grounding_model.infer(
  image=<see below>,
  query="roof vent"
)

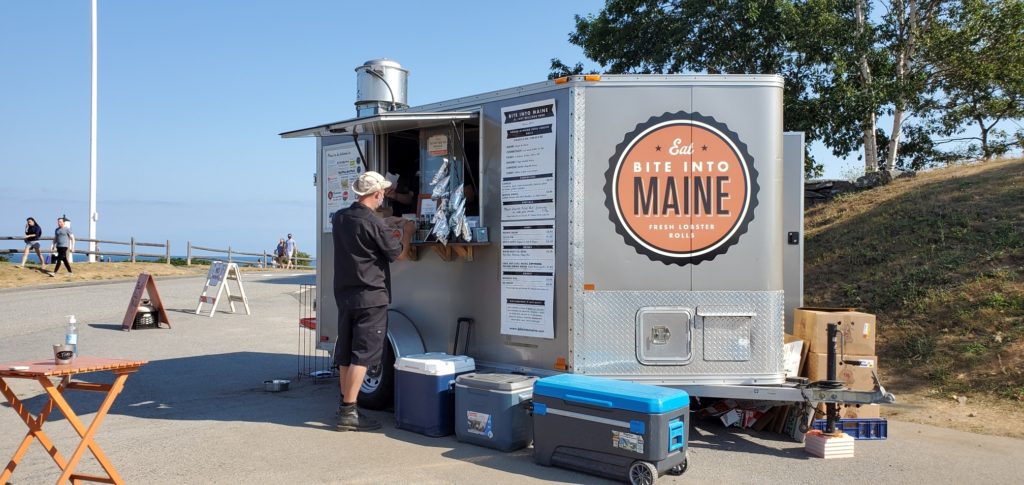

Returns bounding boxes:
[355,59,409,117]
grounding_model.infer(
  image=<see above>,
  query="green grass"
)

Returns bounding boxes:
[805,158,1024,401]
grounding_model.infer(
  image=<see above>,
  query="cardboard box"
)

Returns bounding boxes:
[840,403,880,419]
[782,337,805,378]
[795,307,876,355]
[816,403,881,420]
[804,352,879,391]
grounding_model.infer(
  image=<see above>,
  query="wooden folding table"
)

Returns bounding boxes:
[0,356,147,485]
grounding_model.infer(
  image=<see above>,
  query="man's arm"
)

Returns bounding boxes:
[373,219,403,263]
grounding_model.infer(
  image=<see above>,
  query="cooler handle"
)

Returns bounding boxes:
[564,394,613,409]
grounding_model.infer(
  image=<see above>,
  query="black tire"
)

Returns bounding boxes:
[357,340,395,410]
[667,458,688,476]
[628,461,658,485]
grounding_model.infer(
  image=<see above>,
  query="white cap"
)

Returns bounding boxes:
[352,171,392,196]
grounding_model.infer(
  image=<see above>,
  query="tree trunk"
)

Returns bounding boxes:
[857,0,878,172]
[886,0,919,171]
[977,116,991,159]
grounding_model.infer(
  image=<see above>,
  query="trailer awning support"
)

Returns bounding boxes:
[279,111,479,138]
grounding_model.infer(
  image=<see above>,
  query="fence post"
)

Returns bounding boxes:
[130,237,136,263]
[166,240,171,264]
[187,241,192,266]
[228,246,232,264]
[262,251,267,269]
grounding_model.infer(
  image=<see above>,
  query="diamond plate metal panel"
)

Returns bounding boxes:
[576,291,784,385]
[703,316,752,361]
[569,86,587,370]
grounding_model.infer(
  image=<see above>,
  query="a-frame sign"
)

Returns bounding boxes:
[121,272,171,331]
[195,261,251,317]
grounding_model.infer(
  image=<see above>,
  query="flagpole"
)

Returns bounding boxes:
[88,0,98,263]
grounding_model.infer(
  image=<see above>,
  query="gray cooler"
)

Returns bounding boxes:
[454,373,537,451]
[532,374,689,483]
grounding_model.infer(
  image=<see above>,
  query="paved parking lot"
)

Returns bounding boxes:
[1,273,1022,484]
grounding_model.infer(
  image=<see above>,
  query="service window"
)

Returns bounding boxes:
[383,118,481,240]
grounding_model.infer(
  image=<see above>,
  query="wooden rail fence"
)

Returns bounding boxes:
[2,237,315,268]
[187,241,315,268]
[1,236,170,263]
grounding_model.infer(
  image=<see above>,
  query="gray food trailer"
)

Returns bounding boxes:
[282,60,892,419]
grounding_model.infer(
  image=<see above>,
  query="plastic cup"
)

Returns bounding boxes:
[53,344,75,365]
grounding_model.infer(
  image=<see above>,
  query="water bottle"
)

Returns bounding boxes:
[65,315,78,357]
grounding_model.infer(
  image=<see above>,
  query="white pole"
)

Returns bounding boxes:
[88,0,98,262]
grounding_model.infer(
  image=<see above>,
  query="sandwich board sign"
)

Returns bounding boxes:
[195,261,251,317]
[121,272,171,331]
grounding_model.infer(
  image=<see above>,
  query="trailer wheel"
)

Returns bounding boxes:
[357,341,395,410]
[628,461,658,485]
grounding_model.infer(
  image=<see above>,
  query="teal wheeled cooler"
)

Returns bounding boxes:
[532,374,689,484]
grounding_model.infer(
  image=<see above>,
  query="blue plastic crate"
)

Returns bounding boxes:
[811,418,888,440]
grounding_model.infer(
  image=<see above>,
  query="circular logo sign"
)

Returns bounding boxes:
[604,112,758,265]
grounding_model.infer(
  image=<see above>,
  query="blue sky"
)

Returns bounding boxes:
[0,0,882,254]
[0,0,610,253]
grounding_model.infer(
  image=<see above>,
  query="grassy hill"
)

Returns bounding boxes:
[805,158,1024,402]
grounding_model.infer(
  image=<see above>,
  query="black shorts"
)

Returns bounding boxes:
[332,305,388,368]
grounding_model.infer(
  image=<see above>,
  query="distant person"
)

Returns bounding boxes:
[285,234,297,268]
[19,217,45,268]
[384,168,418,217]
[275,238,287,268]
[51,217,74,276]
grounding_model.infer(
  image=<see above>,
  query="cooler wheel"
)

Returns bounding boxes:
[628,461,658,485]
[667,458,688,476]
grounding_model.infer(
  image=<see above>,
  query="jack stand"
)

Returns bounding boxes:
[805,322,855,458]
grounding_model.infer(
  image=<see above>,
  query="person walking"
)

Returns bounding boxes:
[275,238,287,268]
[19,217,45,268]
[331,171,403,431]
[285,234,297,269]
[51,217,75,276]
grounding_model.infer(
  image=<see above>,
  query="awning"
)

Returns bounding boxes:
[279,111,478,138]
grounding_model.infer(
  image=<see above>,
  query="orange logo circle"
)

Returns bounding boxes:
[605,113,757,265]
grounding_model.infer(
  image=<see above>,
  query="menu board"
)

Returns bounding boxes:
[499,99,557,339]
[500,221,555,339]
[500,100,556,220]
[322,141,366,232]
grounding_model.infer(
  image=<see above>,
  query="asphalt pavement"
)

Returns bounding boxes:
[0,273,1021,484]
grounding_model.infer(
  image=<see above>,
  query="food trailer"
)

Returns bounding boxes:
[281,60,893,416]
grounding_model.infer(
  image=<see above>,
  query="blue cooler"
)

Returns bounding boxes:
[394,352,475,437]
[532,374,690,482]
[454,373,537,451]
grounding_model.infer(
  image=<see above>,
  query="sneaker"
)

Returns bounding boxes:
[335,404,381,432]
[48,272,55,278]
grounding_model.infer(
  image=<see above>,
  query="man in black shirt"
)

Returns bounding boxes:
[332,171,403,431]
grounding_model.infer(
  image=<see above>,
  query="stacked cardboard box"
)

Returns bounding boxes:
[795,307,881,419]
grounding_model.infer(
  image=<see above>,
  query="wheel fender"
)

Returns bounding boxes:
[386,309,425,359]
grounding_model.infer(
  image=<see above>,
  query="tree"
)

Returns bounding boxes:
[553,0,870,177]
[922,0,1024,159]
[555,0,1023,175]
